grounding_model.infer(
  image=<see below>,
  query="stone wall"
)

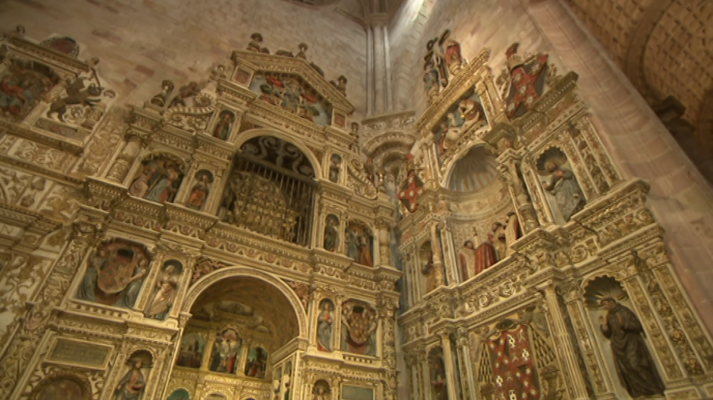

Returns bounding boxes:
[0,0,368,116]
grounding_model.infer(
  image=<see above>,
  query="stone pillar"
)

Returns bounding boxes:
[438,331,459,400]
[382,23,394,112]
[366,24,375,115]
[539,284,590,399]
[526,0,713,331]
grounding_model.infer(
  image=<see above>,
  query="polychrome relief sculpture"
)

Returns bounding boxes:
[432,88,486,156]
[128,154,185,204]
[249,72,332,126]
[345,221,374,267]
[76,239,151,309]
[503,42,549,119]
[0,58,58,121]
[341,301,377,356]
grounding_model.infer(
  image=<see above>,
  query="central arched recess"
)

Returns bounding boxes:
[219,135,317,246]
[171,276,300,387]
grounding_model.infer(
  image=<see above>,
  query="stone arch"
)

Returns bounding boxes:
[181,266,307,339]
[233,128,323,180]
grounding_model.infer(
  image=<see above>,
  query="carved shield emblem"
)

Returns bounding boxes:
[97,247,141,294]
[346,307,373,345]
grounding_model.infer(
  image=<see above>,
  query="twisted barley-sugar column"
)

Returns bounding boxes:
[525,0,713,333]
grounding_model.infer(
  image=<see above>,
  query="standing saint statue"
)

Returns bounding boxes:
[317,300,334,352]
[114,358,146,400]
[599,298,665,398]
[541,159,585,222]
[323,215,339,252]
[458,240,476,281]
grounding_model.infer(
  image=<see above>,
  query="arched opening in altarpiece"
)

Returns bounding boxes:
[220,136,317,247]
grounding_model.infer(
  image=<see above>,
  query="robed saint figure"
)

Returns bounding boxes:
[599,298,665,398]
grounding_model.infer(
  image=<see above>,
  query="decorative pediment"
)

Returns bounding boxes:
[231,50,355,127]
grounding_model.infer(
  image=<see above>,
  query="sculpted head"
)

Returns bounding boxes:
[600,298,617,311]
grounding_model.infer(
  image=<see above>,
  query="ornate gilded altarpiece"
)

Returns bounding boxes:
[0,30,400,400]
[397,39,713,400]
[2,25,713,400]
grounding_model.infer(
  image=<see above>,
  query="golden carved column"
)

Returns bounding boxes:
[560,281,617,399]
[455,328,476,400]
[419,347,432,400]
[429,223,444,288]
[497,150,540,233]
[437,331,459,400]
[106,129,148,183]
[380,302,398,400]
[539,283,590,399]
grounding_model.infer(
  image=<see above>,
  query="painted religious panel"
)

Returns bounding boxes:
[584,276,665,398]
[249,72,332,126]
[244,346,268,378]
[317,299,335,352]
[345,221,374,267]
[428,347,448,400]
[176,331,206,369]
[185,170,213,211]
[128,154,185,204]
[167,389,190,400]
[208,328,243,374]
[146,259,183,320]
[536,147,586,224]
[75,239,151,309]
[432,88,486,158]
[114,351,152,400]
[341,300,377,356]
[0,59,59,122]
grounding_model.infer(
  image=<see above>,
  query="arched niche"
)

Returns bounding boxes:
[444,145,499,192]
[171,269,304,397]
[220,132,319,247]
